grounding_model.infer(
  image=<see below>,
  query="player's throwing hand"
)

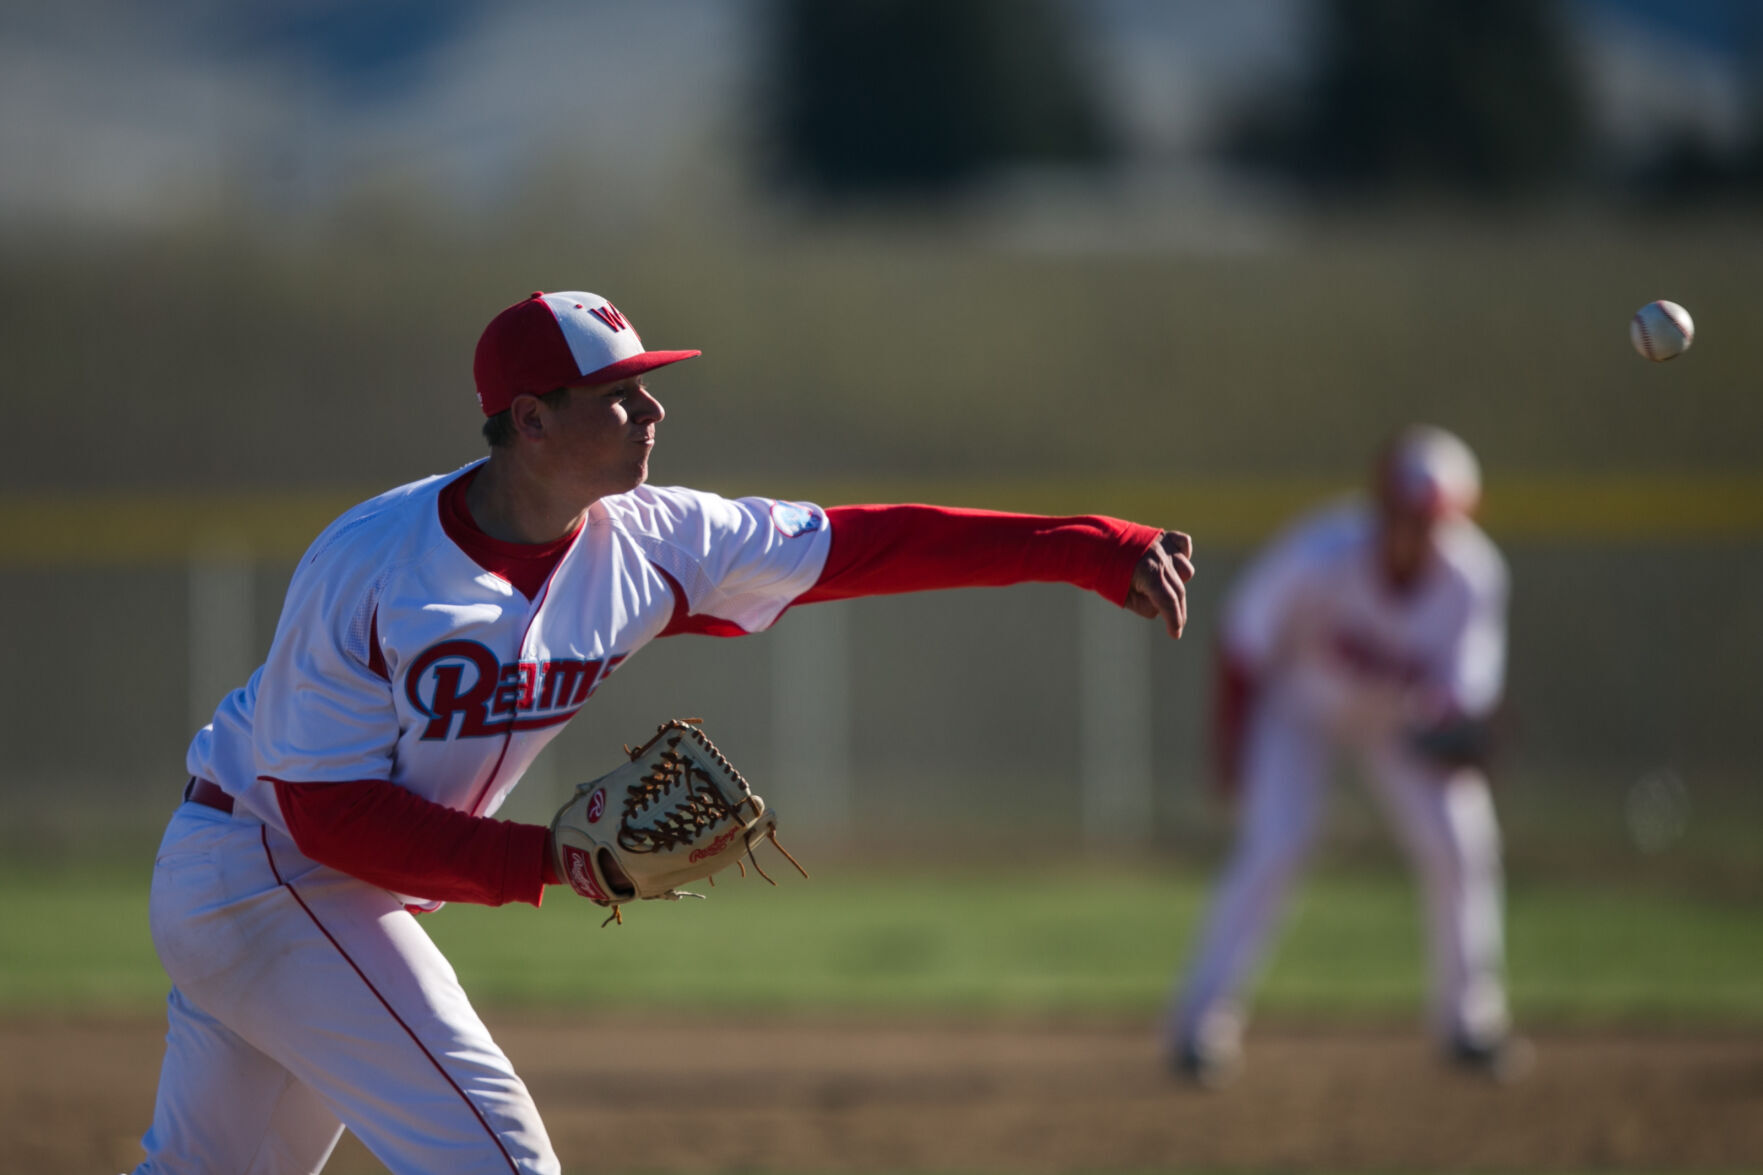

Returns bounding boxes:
[1127,530,1196,638]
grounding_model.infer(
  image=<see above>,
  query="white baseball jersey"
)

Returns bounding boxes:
[186,461,830,905]
[1222,498,1508,742]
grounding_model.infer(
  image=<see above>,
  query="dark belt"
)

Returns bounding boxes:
[185,776,236,815]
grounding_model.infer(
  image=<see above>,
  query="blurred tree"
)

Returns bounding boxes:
[765,0,1111,198]
[1231,0,1588,199]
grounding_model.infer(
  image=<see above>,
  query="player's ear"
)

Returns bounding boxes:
[507,392,550,442]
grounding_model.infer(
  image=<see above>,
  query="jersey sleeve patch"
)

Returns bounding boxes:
[769,500,823,538]
[610,487,831,634]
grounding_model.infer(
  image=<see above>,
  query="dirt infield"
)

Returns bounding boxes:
[9,1013,1761,1174]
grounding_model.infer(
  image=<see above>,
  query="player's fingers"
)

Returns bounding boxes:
[1129,540,1189,637]
[1124,582,1171,627]
[1163,597,1185,639]
[1161,530,1193,561]
[1149,570,1186,639]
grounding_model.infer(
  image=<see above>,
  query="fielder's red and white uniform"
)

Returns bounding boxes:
[1170,493,1511,1059]
[137,467,1163,1173]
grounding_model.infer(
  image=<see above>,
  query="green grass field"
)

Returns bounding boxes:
[3,862,1757,1025]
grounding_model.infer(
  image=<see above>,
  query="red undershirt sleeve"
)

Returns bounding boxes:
[797,504,1165,608]
[274,778,557,908]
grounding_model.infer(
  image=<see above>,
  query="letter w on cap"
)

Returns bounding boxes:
[591,303,630,332]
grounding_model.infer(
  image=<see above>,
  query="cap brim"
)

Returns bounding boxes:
[569,350,701,387]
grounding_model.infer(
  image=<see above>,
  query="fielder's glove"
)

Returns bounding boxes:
[1407,716,1497,770]
[549,719,806,925]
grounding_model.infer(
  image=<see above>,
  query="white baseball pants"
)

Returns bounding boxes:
[133,801,559,1175]
[1170,700,1510,1052]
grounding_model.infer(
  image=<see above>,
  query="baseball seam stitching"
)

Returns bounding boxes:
[1663,304,1691,341]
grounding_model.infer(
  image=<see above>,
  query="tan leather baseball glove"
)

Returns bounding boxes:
[549,719,805,924]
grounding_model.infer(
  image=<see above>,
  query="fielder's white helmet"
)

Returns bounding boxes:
[1378,425,1481,518]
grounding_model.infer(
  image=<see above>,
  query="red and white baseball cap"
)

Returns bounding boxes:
[472,291,701,417]
[1379,425,1482,518]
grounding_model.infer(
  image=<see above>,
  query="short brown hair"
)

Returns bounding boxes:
[481,386,570,447]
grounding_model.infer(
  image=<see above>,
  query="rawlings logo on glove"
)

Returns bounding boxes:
[560,844,610,903]
[549,719,806,925]
[690,828,742,864]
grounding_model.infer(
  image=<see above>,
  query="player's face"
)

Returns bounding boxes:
[546,377,666,498]
[1377,503,1437,591]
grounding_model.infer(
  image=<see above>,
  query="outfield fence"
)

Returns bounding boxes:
[3,475,1759,879]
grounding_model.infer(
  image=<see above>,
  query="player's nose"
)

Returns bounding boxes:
[633,388,665,425]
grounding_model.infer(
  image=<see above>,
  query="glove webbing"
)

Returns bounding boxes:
[598,719,809,927]
[616,747,760,855]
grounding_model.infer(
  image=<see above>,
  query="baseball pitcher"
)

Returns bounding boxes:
[131,290,1196,1173]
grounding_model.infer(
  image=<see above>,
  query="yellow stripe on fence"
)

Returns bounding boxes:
[1,474,1759,566]
[0,493,363,566]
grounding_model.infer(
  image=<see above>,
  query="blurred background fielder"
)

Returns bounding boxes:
[1170,425,1525,1086]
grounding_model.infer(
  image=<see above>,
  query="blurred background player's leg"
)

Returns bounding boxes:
[1168,702,1329,1085]
[1362,749,1522,1076]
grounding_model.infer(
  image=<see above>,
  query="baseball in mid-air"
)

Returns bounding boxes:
[1629,300,1694,361]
